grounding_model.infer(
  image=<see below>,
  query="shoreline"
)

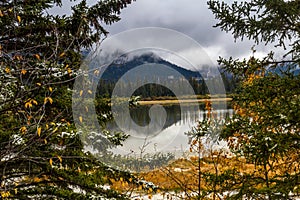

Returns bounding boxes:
[138,98,232,105]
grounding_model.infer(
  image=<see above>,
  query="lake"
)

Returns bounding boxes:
[106,101,234,158]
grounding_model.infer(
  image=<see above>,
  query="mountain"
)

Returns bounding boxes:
[266,63,300,76]
[100,52,202,82]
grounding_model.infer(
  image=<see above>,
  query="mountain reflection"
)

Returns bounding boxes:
[106,103,233,155]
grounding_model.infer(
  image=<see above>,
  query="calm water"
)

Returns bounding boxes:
[107,103,233,157]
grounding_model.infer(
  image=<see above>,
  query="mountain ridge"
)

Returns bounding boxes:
[101,52,204,82]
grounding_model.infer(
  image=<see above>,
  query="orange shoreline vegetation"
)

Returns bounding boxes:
[138,98,232,105]
[110,154,299,196]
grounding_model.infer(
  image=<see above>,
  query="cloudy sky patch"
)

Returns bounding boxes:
[49,0,284,68]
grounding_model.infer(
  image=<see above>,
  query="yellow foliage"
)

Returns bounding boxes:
[25,99,38,108]
[4,67,10,73]
[37,127,42,137]
[1,191,10,198]
[57,155,62,163]
[33,177,42,183]
[49,158,53,166]
[67,68,72,75]
[189,156,199,162]
[52,127,58,133]
[17,15,21,23]
[20,126,27,134]
[44,97,53,104]
[21,69,27,75]
[25,101,32,108]
[34,54,40,60]
[59,52,66,57]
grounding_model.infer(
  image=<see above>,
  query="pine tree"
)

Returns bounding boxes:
[208,0,300,199]
[0,0,135,199]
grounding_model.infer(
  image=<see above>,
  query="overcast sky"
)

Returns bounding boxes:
[50,0,285,68]
[105,0,280,64]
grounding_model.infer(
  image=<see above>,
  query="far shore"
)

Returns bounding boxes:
[138,98,232,105]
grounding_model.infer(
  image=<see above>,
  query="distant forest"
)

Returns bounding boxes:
[96,74,238,99]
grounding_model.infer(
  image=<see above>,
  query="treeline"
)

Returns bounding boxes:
[96,74,238,98]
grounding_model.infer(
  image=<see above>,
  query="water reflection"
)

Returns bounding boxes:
[107,103,233,156]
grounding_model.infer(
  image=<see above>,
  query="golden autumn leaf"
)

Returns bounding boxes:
[17,15,21,23]
[37,127,42,137]
[79,116,83,123]
[33,177,41,182]
[34,54,40,60]
[0,10,3,17]
[49,158,53,166]
[25,101,32,108]
[14,55,22,60]
[67,68,72,75]
[79,90,83,96]
[48,97,53,104]
[21,69,27,75]
[52,127,58,133]
[44,139,47,144]
[36,82,42,86]
[5,67,10,73]
[44,97,53,104]
[32,99,38,105]
[88,90,92,94]
[20,126,27,134]
[57,155,62,163]
[48,87,53,92]
[59,52,65,57]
